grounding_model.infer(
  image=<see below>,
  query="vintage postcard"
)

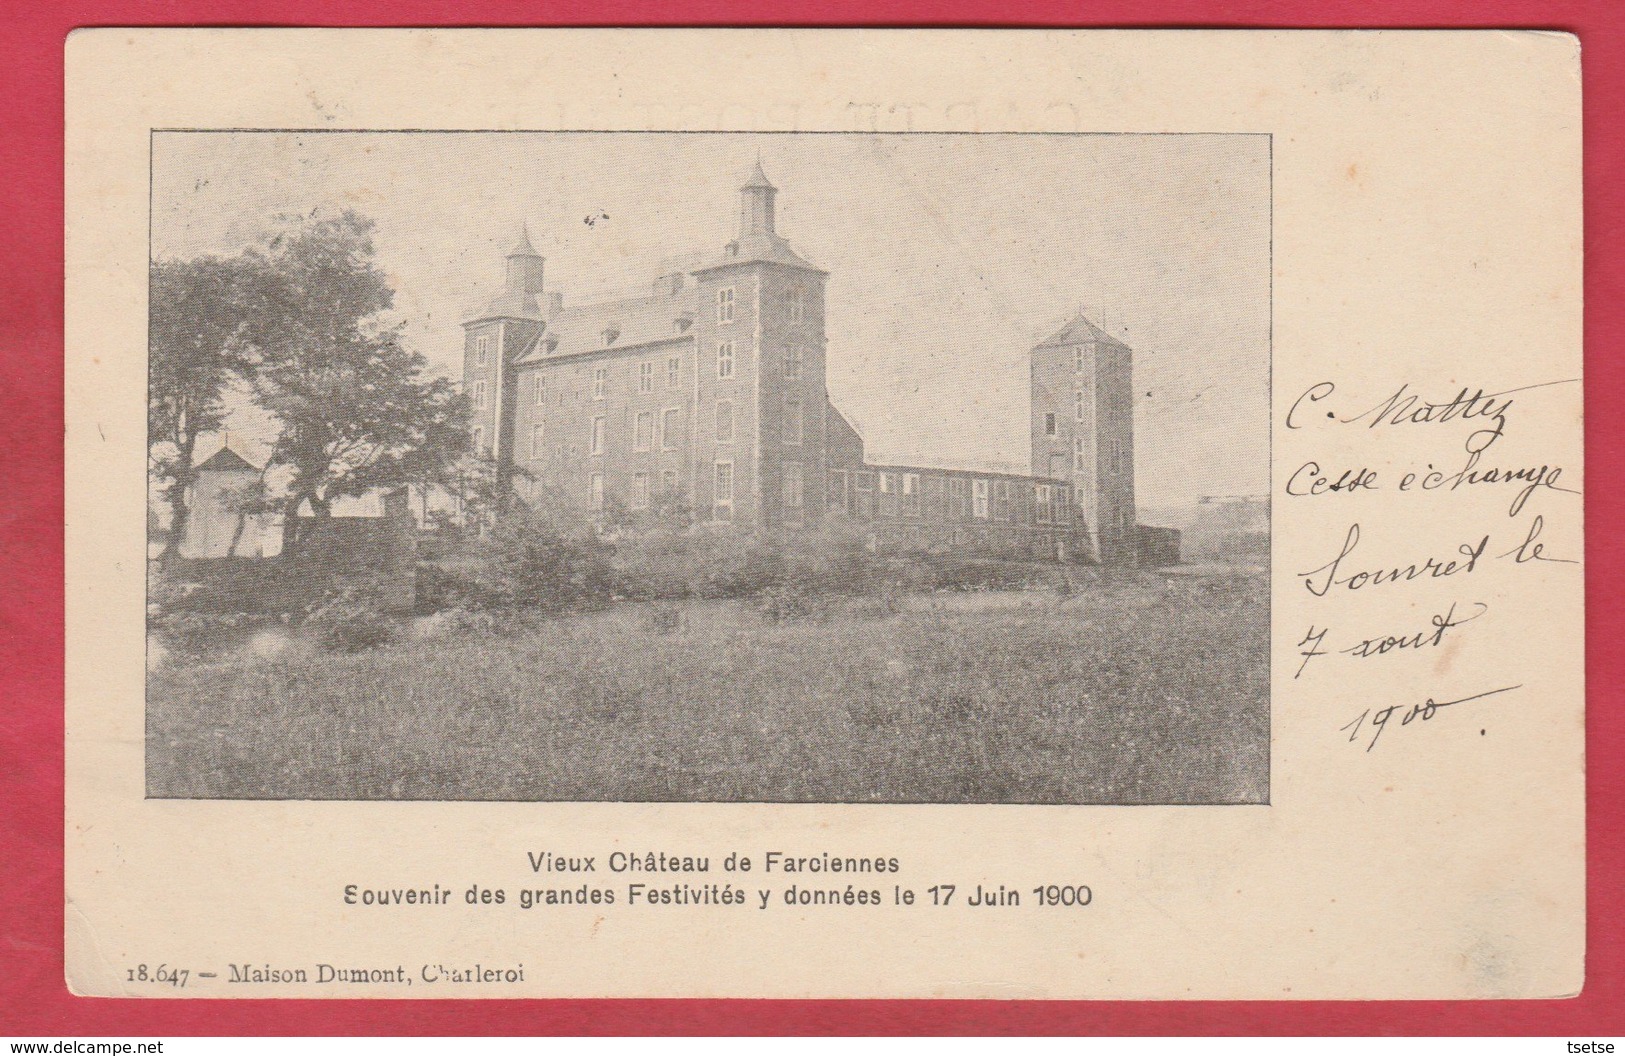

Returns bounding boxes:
[65,29,1582,998]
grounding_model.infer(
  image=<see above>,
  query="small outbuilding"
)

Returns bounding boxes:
[177,446,272,559]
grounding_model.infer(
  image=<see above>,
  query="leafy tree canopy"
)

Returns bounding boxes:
[148,254,260,554]
[231,210,470,543]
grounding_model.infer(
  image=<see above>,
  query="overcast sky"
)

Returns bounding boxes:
[153,131,1269,509]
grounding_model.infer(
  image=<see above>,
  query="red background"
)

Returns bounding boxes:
[4,1,1620,1037]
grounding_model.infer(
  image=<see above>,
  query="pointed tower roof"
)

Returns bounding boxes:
[467,224,547,324]
[741,159,776,191]
[696,159,824,276]
[195,446,260,473]
[507,223,540,258]
[1035,310,1130,350]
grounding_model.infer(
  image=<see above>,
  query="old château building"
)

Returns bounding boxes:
[462,162,1145,564]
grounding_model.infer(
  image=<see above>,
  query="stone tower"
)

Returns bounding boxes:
[689,161,830,530]
[462,226,547,477]
[1031,312,1136,564]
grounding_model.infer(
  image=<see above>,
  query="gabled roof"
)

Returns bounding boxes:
[513,288,699,365]
[195,446,260,473]
[1035,312,1130,351]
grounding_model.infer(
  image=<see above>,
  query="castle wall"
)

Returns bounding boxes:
[511,337,698,517]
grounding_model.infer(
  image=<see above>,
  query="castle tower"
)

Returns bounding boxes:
[689,161,830,530]
[504,224,545,298]
[463,225,547,477]
[1031,312,1137,564]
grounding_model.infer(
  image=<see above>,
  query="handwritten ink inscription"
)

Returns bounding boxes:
[1294,602,1489,680]
[1284,378,1578,751]
[1285,380,1579,516]
[1297,523,1488,597]
[1339,685,1522,752]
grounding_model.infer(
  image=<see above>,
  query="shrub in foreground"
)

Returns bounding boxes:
[303,586,396,653]
[465,500,617,613]
[414,563,486,615]
[919,557,1051,593]
[754,583,831,625]
[150,610,260,664]
[776,512,886,595]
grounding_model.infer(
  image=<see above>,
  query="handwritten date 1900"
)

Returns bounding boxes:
[1340,685,1522,752]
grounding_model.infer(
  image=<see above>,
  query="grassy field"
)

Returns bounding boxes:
[146,571,1269,803]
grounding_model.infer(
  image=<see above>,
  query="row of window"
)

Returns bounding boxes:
[714,285,809,325]
[474,308,810,383]
[523,396,806,461]
[829,470,1074,526]
[705,460,802,524]
[479,350,806,413]
[465,291,798,353]
[488,407,1115,478]
[582,460,805,524]
[581,467,1124,534]
[586,468,682,512]
[525,356,690,406]
[540,463,1085,531]
[578,344,803,394]
[478,345,810,415]
[473,288,805,362]
[511,346,805,410]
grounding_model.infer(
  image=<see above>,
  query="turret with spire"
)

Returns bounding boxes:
[701,159,823,273]
[738,159,778,240]
[505,223,545,298]
[462,223,553,475]
[471,223,547,323]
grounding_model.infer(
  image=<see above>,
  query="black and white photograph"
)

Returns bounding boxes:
[144,131,1271,804]
[65,28,1586,1006]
